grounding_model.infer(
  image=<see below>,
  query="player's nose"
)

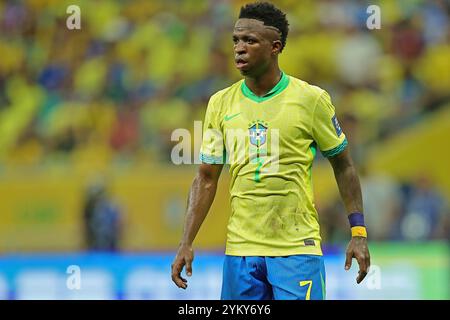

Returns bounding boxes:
[234,42,246,54]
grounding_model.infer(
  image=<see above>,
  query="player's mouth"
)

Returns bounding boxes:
[235,58,249,69]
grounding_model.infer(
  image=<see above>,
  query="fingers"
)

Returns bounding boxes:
[344,249,353,270]
[171,262,188,289]
[346,249,369,284]
[356,254,369,284]
[356,270,367,284]
[185,258,193,277]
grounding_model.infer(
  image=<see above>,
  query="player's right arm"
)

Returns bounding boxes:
[172,92,225,289]
[171,163,223,289]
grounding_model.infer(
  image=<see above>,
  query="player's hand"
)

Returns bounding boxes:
[171,244,194,289]
[345,237,370,284]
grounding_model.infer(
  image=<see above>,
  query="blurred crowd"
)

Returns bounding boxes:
[0,0,448,243]
[0,0,449,166]
[321,170,449,242]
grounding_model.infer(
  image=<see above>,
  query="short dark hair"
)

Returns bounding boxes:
[238,2,289,52]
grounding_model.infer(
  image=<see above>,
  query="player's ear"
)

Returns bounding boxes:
[271,40,282,55]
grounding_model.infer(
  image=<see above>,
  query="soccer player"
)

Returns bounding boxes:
[171,2,370,300]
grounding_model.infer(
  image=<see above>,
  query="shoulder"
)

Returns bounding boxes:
[209,80,243,106]
[287,75,326,102]
[289,76,328,111]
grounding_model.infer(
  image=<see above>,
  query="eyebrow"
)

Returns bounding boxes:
[232,34,259,43]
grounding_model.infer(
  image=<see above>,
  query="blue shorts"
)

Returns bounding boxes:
[221,255,326,300]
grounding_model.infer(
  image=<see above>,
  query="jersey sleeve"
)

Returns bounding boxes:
[199,94,226,164]
[312,90,348,157]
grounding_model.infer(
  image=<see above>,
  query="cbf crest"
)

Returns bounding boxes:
[248,120,269,146]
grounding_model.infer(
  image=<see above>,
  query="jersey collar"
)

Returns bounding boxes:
[241,72,290,103]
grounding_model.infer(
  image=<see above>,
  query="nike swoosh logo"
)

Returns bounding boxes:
[224,112,241,121]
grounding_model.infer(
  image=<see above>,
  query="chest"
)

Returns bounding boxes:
[221,99,313,145]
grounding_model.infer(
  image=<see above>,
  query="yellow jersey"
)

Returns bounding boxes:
[200,72,347,256]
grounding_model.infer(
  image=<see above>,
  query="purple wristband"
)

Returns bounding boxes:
[348,212,365,227]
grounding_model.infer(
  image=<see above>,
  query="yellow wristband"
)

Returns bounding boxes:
[351,226,367,238]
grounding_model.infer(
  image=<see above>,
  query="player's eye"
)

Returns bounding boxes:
[247,38,255,44]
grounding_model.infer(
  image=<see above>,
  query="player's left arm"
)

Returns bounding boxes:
[328,148,371,284]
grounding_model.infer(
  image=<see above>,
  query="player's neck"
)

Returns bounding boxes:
[244,65,282,97]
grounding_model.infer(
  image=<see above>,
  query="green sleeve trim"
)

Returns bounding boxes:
[321,138,348,158]
[309,142,317,183]
[310,142,317,159]
[199,152,225,164]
